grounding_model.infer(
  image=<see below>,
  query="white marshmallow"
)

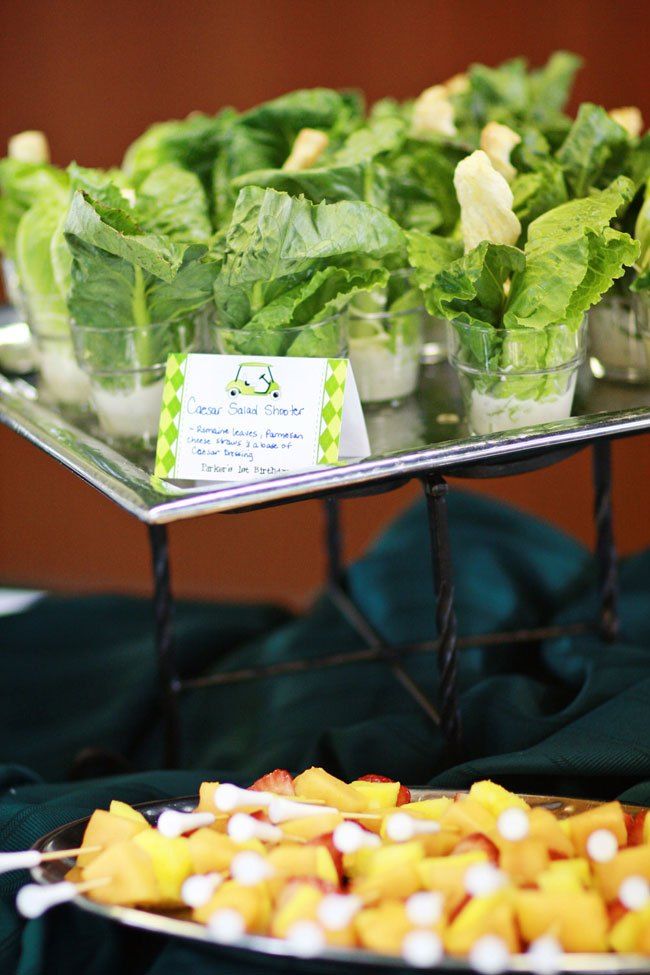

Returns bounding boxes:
[619,875,650,911]
[469,935,511,974]
[157,810,215,838]
[402,930,444,968]
[285,920,326,957]
[227,812,282,844]
[230,851,274,886]
[497,807,530,842]
[214,783,273,812]
[386,813,441,842]
[586,829,618,863]
[332,821,381,854]
[526,935,563,975]
[208,907,246,942]
[268,797,337,824]
[181,873,223,908]
[405,891,444,927]
[464,862,507,897]
[317,893,362,931]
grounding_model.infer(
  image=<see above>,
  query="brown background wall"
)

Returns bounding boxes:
[1,0,649,608]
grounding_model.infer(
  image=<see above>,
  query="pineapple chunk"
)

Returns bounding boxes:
[594,845,650,901]
[77,809,149,867]
[81,839,160,906]
[418,851,488,897]
[267,843,339,886]
[537,858,591,894]
[271,883,322,937]
[441,796,496,836]
[399,797,451,820]
[109,800,149,826]
[468,781,530,817]
[445,894,519,955]
[565,801,627,857]
[187,827,263,874]
[514,891,608,952]
[610,904,650,953]
[350,780,400,809]
[280,812,342,840]
[132,830,193,903]
[355,900,412,955]
[294,767,368,812]
[193,879,271,931]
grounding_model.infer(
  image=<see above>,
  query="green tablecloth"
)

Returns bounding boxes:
[1,491,649,973]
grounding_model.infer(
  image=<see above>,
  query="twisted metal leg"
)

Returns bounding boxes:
[423,474,462,757]
[592,440,619,642]
[148,524,181,768]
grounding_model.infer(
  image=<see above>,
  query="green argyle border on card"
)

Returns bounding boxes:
[155,354,188,479]
[317,358,348,465]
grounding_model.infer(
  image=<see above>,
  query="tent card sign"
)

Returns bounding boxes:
[155,353,369,482]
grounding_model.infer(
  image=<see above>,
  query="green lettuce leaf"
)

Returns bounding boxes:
[511,162,568,234]
[136,163,211,242]
[214,187,405,332]
[555,103,630,197]
[504,177,639,328]
[65,192,218,335]
[0,159,68,258]
[15,198,69,335]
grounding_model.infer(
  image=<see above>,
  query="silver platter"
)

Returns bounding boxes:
[2,307,650,524]
[30,789,650,973]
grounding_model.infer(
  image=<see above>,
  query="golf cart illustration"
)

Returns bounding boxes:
[226,362,281,398]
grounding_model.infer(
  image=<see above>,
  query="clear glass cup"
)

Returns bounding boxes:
[421,314,448,365]
[206,313,347,358]
[21,290,91,413]
[2,257,25,313]
[347,270,424,406]
[589,291,650,384]
[72,313,203,453]
[447,319,586,435]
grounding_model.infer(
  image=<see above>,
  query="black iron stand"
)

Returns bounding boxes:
[146,440,620,769]
[592,440,619,641]
[148,525,181,768]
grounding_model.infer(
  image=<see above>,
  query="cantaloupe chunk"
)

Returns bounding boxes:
[77,809,148,867]
[500,838,549,885]
[441,798,496,836]
[418,851,488,897]
[350,780,400,809]
[82,839,160,906]
[351,863,422,904]
[195,781,220,815]
[594,845,650,901]
[294,768,368,812]
[527,807,574,857]
[399,797,451,820]
[266,844,339,886]
[280,813,342,840]
[193,879,271,931]
[469,781,530,817]
[565,801,627,857]
[445,894,520,955]
[133,830,193,903]
[514,891,608,951]
[187,827,264,874]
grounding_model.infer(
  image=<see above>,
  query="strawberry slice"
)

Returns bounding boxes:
[249,769,295,796]
[608,901,627,925]
[357,774,411,806]
[627,810,647,846]
[451,832,500,863]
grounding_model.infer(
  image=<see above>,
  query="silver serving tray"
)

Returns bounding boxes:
[3,307,650,524]
[30,789,650,973]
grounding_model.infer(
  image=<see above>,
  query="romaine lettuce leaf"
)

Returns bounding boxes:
[15,198,69,335]
[136,163,211,242]
[504,177,639,328]
[214,187,405,331]
[511,162,567,233]
[0,159,68,258]
[555,103,630,197]
[65,191,218,333]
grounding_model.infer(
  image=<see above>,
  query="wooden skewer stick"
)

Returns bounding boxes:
[0,845,103,875]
